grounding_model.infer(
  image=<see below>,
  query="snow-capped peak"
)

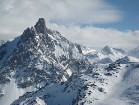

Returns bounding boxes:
[1,19,83,85]
[83,46,126,64]
[0,18,89,104]
[101,45,113,55]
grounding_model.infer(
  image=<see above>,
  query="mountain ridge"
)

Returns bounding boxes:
[129,45,139,59]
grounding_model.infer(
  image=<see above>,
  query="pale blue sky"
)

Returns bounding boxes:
[96,0,139,30]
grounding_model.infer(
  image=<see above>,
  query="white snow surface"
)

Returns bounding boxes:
[83,46,126,64]
[0,79,35,105]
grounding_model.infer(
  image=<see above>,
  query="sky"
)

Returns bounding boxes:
[99,0,139,30]
[0,0,139,50]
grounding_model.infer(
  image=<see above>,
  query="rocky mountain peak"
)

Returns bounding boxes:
[102,45,111,50]
[34,18,47,33]
[0,18,85,91]
[20,18,48,41]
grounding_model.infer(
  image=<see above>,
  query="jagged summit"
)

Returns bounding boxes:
[0,18,91,105]
[21,18,47,38]
[37,18,46,25]
[34,18,47,33]
[0,17,84,88]
[20,18,50,41]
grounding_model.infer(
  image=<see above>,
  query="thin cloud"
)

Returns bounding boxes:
[0,0,122,37]
[47,22,139,50]
[0,0,137,50]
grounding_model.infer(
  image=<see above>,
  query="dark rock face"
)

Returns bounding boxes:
[35,18,47,33]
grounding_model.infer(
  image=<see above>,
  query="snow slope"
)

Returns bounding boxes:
[12,59,139,105]
[98,63,139,105]
[0,79,35,105]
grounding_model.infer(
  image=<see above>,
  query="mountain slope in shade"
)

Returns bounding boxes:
[129,45,139,59]
[0,39,6,47]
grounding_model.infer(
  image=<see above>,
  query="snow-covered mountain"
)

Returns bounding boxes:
[0,18,89,105]
[0,18,139,105]
[83,45,127,64]
[129,45,139,59]
[11,56,139,105]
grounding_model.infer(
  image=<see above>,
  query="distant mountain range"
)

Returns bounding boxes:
[0,18,139,105]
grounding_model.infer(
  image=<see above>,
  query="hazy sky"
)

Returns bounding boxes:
[0,0,139,50]
[97,0,139,30]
